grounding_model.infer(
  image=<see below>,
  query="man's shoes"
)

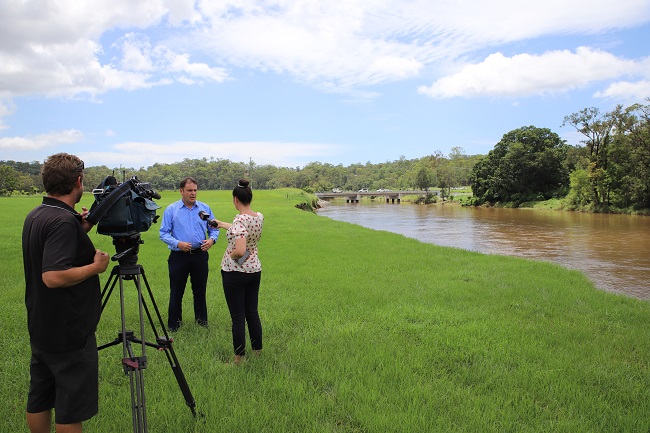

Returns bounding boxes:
[168,320,182,332]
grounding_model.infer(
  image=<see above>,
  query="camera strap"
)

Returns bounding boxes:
[86,180,133,225]
[40,203,83,223]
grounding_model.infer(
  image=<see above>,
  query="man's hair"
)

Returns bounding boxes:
[42,153,84,196]
[180,177,198,189]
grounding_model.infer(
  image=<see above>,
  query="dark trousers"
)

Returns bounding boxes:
[221,270,262,356]
[167,250,209,330]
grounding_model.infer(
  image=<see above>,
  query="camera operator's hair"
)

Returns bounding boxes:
[42,153,84,196]
[179,177,198,189]
[233,179,253,204]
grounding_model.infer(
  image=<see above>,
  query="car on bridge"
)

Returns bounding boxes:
[332,188,342,193]
[358,188,369,192]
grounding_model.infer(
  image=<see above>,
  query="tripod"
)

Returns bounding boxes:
[98,235,196,433]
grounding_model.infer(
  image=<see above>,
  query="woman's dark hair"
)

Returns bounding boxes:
[233,179,253,204]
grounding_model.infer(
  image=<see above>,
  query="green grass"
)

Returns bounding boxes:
[2,190,650,432]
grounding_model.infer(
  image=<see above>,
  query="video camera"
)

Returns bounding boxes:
[87,175,161,238]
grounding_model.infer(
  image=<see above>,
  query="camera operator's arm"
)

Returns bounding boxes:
[42,249,110,288]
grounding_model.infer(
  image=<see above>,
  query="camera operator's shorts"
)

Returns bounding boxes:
[27,333,99,424]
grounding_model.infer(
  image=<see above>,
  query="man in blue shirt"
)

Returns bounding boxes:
[159,177,219,331]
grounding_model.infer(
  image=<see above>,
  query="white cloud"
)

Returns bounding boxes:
[78,141,343,168]
[0,0,175,97]
[163,0,202,26]
[594,80,650,100]
[164,52,229,83]
[188,0,650,90]
[119,35,155,72]
[0,98,16,130]
[418,47,646,98]
[113,34,229,85]
[0,130,84,150]
[0,0,647,102]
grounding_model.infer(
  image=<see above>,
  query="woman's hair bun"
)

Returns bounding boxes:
[238,179,250,188]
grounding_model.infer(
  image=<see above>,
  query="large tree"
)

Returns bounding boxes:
[562,107,615,206]
[607,103,650,209]
[470,126,569,204]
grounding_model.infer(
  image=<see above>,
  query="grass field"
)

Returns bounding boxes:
[2,189,650,432]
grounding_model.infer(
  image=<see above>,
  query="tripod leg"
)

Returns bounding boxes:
[134,272,149,432]
[123,339,148,433]
[100,265,120,313]
[100,262,197,431]
[139,267,197,417]
[120,272,148,433]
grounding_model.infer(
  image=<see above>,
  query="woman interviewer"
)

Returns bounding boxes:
[211,179,264,365]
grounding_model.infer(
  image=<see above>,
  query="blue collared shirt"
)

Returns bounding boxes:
[159,199,219,251]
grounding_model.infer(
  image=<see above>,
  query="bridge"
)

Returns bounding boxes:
[315,190,436,203]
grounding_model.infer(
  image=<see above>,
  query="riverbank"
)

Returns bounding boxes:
[2,190,650,432]
[397,192,650,216]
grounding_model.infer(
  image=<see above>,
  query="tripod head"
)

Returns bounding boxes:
[111,234,143,267]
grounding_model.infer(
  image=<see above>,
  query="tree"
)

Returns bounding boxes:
[0,165,21,195]
[562,107,615,206]
[565,169,592,208]
[607,102,650,209]
[470,126,569,204]
[415,165,434,191]
[563,102,650,211]
[436,163,454,198]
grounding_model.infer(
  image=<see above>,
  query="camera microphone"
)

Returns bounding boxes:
[198,211,218,227]
[147,190,162,200]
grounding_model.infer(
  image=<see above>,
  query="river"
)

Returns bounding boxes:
[316,202,650,300]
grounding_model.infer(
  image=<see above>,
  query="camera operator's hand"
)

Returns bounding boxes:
[94,249,110,274]
[80,206,95,233]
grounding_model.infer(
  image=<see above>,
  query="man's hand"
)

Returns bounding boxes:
[200,238,215,251]
[178,241,193,252]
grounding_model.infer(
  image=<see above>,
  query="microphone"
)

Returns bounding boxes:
[198,211,218,227]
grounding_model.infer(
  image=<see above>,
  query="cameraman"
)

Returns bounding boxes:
[159,177,219,331]
[22,153,110,433]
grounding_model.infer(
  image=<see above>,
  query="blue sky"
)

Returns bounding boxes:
[1,0,649,169]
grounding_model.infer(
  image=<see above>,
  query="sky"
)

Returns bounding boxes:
[1,0,649,169]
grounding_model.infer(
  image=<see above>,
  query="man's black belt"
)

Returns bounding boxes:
[173,248,204,254]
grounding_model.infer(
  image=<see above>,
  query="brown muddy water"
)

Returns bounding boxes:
[317,202,650,300]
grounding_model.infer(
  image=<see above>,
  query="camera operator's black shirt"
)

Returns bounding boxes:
[22,197,101,351]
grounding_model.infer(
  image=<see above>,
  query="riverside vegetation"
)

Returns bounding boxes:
[2,189,650,432]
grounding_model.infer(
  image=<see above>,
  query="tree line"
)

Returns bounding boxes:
[469,101,650,213]
[2,102,648,213]
[0,149,480,197]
